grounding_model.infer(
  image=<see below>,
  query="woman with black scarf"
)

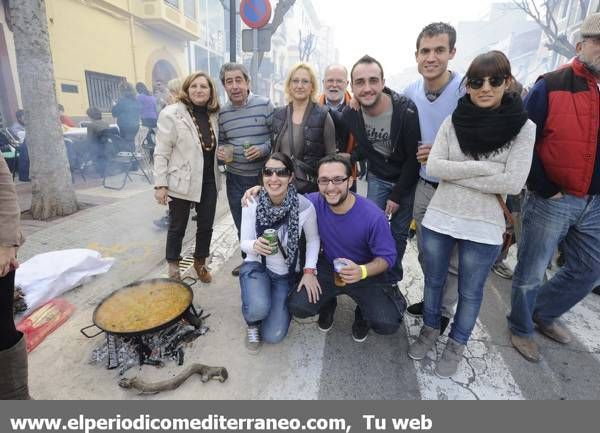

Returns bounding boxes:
[153,72,221,283]
[408,51,536,378]
[238,152,320,354]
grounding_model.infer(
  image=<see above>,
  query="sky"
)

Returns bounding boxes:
[314,0,499,76]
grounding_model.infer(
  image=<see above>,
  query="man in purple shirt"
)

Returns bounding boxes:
[288,154,407,342]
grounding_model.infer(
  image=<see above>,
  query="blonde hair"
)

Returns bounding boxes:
[167,78,182,95]
[178,72,220,113]
[284,62,319,103]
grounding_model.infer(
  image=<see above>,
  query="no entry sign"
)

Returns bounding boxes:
[240,0,272,29]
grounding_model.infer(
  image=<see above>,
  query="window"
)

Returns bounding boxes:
[85,71,125,113]
[183,0,196,19]
[164,0,179,9]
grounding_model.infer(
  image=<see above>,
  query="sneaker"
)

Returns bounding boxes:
[351,307,369,342]
[318,300,336,333]
[510,332,540,363]
[533,315,571,344]
[231,263,243,277]
[408,325,440,360]
[492,261,513,279]
[435,338,465,378]
[153,215,170,230]
[245,326,262,354]
[406,301,424,317]
[592,286,600,296]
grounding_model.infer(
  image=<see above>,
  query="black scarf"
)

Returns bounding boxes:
[255,184,300,276]
[451,93,528,160]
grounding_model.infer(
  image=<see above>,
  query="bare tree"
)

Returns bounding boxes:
[251,0,296,70]
[512,0,577,59]
[7,0,78,219]
[298,30,316,62]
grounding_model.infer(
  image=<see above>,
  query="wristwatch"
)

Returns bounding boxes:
[303,268,317,275]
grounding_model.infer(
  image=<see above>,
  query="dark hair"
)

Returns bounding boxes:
[15,109,24,120]
[58,104,65,112]
[119,82,136,99]
[265,152,294,174]
[416,22,457,51]
[135,82,150,95]
[350,54,384,82]
[86,107,102,120]
[219,62,250,85]
[462,50,513,89]
[317,154,352,177]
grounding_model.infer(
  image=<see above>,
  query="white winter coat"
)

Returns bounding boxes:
[153,102,221,202]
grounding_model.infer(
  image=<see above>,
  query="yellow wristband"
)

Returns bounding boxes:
[360,265,368,280]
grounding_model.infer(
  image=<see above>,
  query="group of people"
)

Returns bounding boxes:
[152,13,600,381]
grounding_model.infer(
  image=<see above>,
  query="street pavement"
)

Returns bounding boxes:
[18,178,600,400]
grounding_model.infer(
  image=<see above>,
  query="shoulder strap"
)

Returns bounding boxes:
[496,194,514,226]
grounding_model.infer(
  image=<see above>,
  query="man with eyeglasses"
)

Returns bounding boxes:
[340,55,421,284]
[286,154,406,342]
[318,64,364,192]
[217,63,274,277]
[507,13,600,363]
[401,22,463,334]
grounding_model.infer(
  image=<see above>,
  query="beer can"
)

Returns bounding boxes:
[263,229,278,255]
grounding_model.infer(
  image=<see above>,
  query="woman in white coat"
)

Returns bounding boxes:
[153,71,221,283]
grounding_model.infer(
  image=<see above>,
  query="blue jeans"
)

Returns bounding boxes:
[226,172,260,257]
[239,261,292,344]
[366,174,415,281]
[421,226,501,345]
[508,193,600,337]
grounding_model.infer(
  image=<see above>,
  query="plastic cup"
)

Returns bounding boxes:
[333,258,348,287]
[220,144,234,163]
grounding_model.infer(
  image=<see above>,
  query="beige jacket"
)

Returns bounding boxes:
[0,156,24,247]
[153,102,221,202]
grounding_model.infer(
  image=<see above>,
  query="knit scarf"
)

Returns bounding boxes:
[255,184,300,275]
[451,93,528,160]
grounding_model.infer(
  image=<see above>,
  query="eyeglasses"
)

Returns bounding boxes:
[317,176,349,186]
[467,76,507,90]
[291,79,311,87]
[262,167,291,177]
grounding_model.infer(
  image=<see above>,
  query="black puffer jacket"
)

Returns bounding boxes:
[342,87,421,202]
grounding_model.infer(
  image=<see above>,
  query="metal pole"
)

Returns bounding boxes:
[251,28,258,86]
[229,0,236,62]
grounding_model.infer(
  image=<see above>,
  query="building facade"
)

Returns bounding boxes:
[1,0,201,123]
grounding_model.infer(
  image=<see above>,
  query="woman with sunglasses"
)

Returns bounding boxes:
[271,63,336,193]
[238,152,320,353]
[154,71,221,283]
[408,51,535,378]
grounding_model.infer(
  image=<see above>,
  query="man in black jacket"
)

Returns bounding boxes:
[342,55,421,283]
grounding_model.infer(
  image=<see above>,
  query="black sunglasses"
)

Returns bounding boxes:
[262,167,291,177]
[467,76,507,90]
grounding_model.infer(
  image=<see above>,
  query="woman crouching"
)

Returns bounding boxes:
[408,51,535,378]
[239,152,320,353]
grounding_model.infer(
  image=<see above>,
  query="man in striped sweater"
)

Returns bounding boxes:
[217,63,275,276]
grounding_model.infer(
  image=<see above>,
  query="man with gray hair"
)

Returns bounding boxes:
[508,13,600,363]
[217,63,274,276]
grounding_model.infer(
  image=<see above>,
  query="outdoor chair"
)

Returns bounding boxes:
[100,128,152,190]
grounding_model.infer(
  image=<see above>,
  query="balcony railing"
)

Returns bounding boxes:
[132,0,199,40]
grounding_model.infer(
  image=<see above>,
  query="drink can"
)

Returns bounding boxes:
[263,229,278,255]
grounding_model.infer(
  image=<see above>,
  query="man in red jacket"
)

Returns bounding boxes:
[508,13,600,363]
